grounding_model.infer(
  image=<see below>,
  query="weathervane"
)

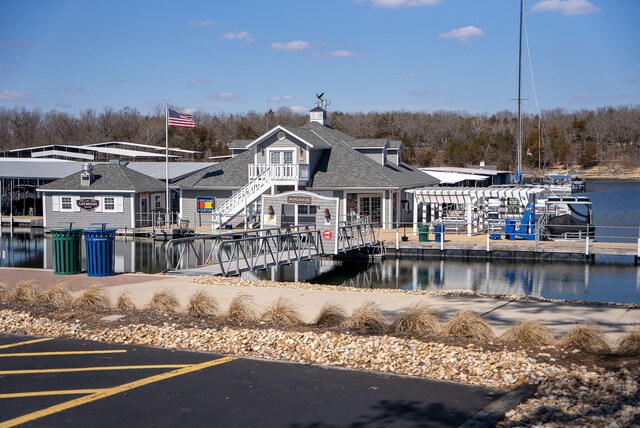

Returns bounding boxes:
[315,92,331,110]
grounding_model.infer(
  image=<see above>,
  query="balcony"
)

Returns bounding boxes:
[248,163,310,184]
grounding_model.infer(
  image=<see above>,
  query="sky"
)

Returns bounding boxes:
[1,0,639,117]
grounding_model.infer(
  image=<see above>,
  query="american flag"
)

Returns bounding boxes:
[168,108,196,128]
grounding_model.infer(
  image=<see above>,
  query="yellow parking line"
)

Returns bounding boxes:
[0,350,127,358]
[0,364,191,375]
[0,389,108,399]
[0,356,235,428]
[0,338,53,349]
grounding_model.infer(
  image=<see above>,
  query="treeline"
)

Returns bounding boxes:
[0,104,638,171]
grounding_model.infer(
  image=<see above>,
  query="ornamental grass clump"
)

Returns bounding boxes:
[314,302,347,328]
[116,292,136,311]
[74,285,111,309]
[559,322,611,354]
[0,282,7,302]
[10,281,40,304]
[615,326,640,356]
[343,302,387,335]
[40,284,73,308]
[500,319,556,347]
[226,294,256,323]
[147,289,180,313]
[186,290,219,317]
[259,296,304,327]
[443,311,495,341]
[389,304,441,337]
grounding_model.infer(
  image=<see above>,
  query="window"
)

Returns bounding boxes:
[269,150,294,164]
[61,197,72,211]
[104,197,116,212]
[297,205,317,215]
[154,195,162,209]
[283,151,293,164]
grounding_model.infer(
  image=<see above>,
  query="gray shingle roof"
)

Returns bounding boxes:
[228,140,252,149]
[351,139,388,148]
[175,122,436,191]
[38,164,166,192]
[175,149,252,188]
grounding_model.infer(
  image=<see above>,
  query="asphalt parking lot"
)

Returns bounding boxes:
[0,333,505,427]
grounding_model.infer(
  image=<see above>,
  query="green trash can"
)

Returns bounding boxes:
[418,224,429,242]
[51,228,83,275]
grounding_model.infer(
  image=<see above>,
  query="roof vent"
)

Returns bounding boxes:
[80,163,93,187]
[310,107,326,125]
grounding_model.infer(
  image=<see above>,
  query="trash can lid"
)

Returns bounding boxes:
[50,228,84,233]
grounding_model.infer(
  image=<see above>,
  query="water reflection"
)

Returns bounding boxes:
[244,256,640,305]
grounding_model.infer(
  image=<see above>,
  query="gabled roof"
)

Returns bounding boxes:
[175,149,253,188]
[351,139,388,148]
[38,164,166,193]
[175,122,436,191]
[229,140,253,149]
[244,125,331,150]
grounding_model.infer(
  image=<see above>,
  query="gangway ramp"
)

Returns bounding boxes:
[165,224,378,276]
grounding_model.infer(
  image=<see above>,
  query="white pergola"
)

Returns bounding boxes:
[408,186,550,236]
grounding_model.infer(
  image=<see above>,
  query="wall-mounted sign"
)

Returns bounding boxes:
[196,197,215,213]
[287,196,312,205]
[76,198,99,211]
[322,229,333,240]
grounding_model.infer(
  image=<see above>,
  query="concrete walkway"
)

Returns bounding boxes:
[1,267,638,344]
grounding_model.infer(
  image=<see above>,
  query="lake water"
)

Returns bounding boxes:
[1,181,639,304]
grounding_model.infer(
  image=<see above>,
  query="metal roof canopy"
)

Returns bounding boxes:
[419,170,490,185]
[408,186,550,206]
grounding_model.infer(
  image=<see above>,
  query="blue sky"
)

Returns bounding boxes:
[1,0,638,116]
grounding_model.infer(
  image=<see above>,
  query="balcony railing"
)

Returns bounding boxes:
[248,163,309,183]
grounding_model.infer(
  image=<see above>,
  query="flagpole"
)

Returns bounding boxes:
[165,104,170,225]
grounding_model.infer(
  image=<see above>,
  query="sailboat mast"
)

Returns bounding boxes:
[517,0,524,183]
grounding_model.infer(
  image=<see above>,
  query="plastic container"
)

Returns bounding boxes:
[51,229,83,275]
[84,228,117,277]
[418,224,429,242]
[434,223,445,243]
[504,219,516,241]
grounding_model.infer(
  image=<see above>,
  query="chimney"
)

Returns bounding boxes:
[80,163,93,187]
[309,106,327,125]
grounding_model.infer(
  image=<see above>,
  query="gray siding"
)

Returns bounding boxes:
[355,148,384,165]
[254,134,307,164]
[43,192,134,230]
[181,189,233,227]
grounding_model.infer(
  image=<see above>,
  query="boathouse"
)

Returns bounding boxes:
[37,161,167,230]
[175,106,438,229]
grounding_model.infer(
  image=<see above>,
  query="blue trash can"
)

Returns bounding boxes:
[434,223,444,243]
[504,219,516,241]
[84,228,116,277]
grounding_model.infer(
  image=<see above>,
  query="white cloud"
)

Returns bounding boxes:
[369,0,440,8]
[271,40,310,51]
[188,19,216,27]
[438,26,484,42]
[531,0,600,15]
[0,89,28,101]
[290,105,308,114]
[222,31,254,43]
[188,79,210,86]
[269,95,294,103]
[329,50,353,58]
[208,92,237,101]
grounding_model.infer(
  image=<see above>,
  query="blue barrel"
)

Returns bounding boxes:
[84,228,116,277]
[434,224,444,243]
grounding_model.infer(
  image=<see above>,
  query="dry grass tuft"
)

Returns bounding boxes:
[74,285,111,309]
[259,297,304,326]
[187,290,219,317]
[389,304,441,337]
[116,292,136,311]
[342,302,387,334]
[500,319,556,347]
[314,302,347,327]
[226,294,256,323]
[0,282,7,302]
[40,284,73,308]
[10,280,40,304]
[559,322,611,354]
[147,289,180,313]
[443,311,495,341]
[615,326,640,356]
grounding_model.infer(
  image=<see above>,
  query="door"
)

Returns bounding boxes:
[140,196,149,226]
[359,195,381,225]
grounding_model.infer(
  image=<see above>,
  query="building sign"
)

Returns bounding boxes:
[196,197,215,213]
[76,198,99,211]
[287,195,312,205]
